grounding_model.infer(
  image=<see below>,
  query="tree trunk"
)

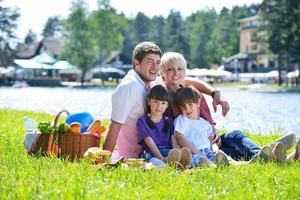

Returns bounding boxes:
[278,56,283,86]
[80,70,86,87]
[286,54,290,87]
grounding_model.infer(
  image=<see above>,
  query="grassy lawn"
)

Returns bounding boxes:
[0,109,299,199]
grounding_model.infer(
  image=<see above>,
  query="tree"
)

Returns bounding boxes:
[132,12,152,43]
[24,29,37,44]
[164,10,189,57]
[188,10,216,68]
[260,0,300,85]
[150,16,166,51]
[0,0,20,66]
[61,0,94,86]
[42,16,65,38]
[89,0,126,60]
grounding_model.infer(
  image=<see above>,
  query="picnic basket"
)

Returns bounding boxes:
[27,109,101,160]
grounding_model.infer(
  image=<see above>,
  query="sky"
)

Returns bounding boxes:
[2,0,263,39]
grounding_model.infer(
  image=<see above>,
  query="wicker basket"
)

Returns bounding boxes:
[25,133,50,155]
[27,110,100,160]
[59,134,100,160]
[54,110,101,160]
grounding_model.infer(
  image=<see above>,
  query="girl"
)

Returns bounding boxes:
[136,85,192,168]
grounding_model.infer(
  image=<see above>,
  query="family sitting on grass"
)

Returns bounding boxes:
[103,41,300,169]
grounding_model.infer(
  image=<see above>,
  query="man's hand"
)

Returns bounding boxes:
[212,92,230,117]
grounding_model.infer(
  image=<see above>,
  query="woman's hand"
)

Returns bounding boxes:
[212,92,230,117]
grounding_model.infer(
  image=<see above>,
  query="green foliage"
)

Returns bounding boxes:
[24,30,37,44]
[164,11,189,57]
[89,0,127,60]
[61,0,94,85]
[0,1,20,66]
[42,16,65,38]
[1,109,300,199]
[188,9,217,68]
[260,0,300,84]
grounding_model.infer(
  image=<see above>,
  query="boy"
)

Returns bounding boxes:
[173,87,229,166]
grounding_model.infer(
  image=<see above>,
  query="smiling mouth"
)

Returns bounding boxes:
[149,71,157,75]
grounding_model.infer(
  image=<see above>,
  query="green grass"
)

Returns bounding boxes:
[0,109,299,199]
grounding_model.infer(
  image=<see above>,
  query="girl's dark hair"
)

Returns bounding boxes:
[174,87,200,108]
[146,85,170,133]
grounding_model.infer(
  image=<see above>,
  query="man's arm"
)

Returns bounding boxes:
[181,77,230,117]
[103,120,122,152]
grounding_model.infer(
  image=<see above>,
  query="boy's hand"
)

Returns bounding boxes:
[211,143,219,153]
[211,132,222,147]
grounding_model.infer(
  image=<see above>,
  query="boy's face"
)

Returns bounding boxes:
[161,64,185,87]
[180,101,199,120]
[134,54,161,86]
[148,99,168,118]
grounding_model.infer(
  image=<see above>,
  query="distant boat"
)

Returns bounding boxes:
[12,80,29,88]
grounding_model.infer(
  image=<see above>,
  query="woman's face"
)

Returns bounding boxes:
[161,64,186,87]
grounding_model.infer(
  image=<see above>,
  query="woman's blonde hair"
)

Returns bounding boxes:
[160,52,187,71]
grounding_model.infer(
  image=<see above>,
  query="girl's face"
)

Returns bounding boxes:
[180,101,199,120]
[148,98,168,117]
[161,64,185,87]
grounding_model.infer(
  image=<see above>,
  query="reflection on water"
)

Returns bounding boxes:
[0,86,299,135]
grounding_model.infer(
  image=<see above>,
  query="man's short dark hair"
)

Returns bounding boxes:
[132,41,162,68]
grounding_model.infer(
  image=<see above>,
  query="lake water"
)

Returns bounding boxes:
[0,86,299,135]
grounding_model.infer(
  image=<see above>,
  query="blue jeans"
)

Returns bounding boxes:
[220,130,261,161]
[140,148,171,160]
[140,148,172,168]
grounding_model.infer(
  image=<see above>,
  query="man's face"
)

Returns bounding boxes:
[134,54,161,85]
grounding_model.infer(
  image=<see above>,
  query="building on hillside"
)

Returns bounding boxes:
[17,37,64,60]
[224,14,277,73]
[92,51,131,82]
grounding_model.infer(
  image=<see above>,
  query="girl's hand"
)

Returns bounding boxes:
[162,157,168,163]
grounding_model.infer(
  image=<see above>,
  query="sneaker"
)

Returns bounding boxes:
[167,149,181,167]
[179,147,192,170]
[270,133,296,150]
[216,151,229,165]
[272,142,287,163]
[250,146,272,163]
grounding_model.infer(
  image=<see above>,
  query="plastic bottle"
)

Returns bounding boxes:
[23,116,37,134]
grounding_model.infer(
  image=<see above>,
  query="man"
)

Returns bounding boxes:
[103,41,230,158]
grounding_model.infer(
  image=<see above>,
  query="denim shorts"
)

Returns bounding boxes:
[190,148,216,167]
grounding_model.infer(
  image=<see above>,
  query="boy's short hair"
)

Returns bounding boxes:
[174,87,200,108]
[132,41,162,68]
[160,52,187,71]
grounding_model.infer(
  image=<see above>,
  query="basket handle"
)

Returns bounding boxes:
[47,109,70,156]
[53,109,70,129]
